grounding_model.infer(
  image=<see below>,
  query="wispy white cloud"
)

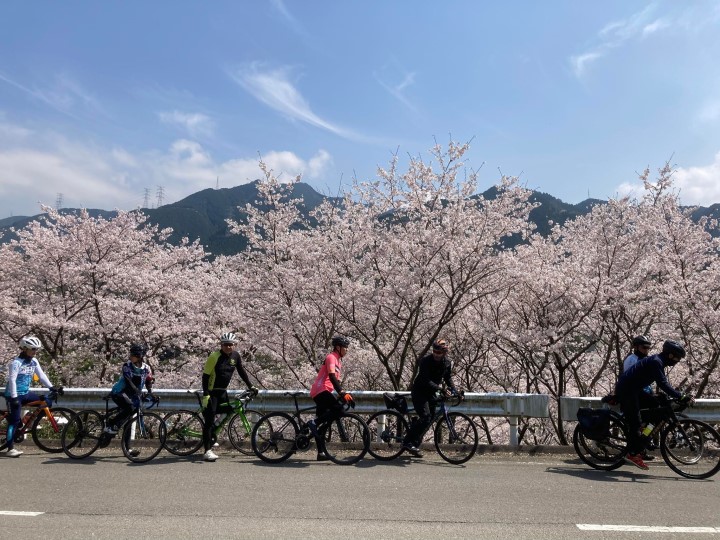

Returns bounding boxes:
[269,0,307,37]
[158,110,215,138]
[0,71,104,117]
[228,63,368,142]
[375,70,417,112]
[616,152,720,206]
[570,4,674,78]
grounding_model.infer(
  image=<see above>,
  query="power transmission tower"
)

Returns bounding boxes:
[143,188,150,208]
[216,176,219,189]
[55,193,64,209]
[156,185,165,207]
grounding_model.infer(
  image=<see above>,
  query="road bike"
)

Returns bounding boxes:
[366,390,479,465]
[1,388,73,453]
[573,394,720,479]
[251,391,370,465]
[61,393,166,463]
[163,389,261,456]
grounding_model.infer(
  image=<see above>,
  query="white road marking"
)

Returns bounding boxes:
[578,524,720,533]
[0,511,44,517]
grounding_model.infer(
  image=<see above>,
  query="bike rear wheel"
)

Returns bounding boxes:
[32,406,75,453]
[572,416,626,471]
[163,410,204,456]
[120,412,167,463]
[660,418,720,479]
[62,410,104,459]
[251,412,298,463]
[366,410,408,461]
[228,409,262,455]
[433,412,478,464]
[320,412,370,465]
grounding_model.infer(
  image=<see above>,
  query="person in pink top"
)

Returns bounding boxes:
[308,335,354,461]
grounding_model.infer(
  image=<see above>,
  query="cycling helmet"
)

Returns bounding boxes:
[432,339,449,353]
[331,335,350,348]
[220,332,237,344]
[129,343,147,358]
[632,335,652,347]
[662,340,686,363]
[18,335,42,350]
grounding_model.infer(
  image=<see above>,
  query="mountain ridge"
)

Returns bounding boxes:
[2,182,719,255]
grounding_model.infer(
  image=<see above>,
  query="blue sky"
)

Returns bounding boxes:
[1,1,720,219]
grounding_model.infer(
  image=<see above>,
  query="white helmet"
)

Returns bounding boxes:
[19,335,42,350]
[220,332,237,344]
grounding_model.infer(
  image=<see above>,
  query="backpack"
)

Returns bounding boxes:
[576,407,612,440]
[383,392,409,414]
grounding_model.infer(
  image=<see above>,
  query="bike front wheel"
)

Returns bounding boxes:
[163,410,204,456]
[120,412,167,463]
[32,406,75,453]
[660,418,720,479]
[251,412,298,464]
[572,416,626,471]
[62,410,104,459]
[366,410,408,461]
[320,412,370,465]
[228,409,263,455]
[433,412,478,464]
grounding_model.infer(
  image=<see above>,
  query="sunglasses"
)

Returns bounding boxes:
[222,343,235,347]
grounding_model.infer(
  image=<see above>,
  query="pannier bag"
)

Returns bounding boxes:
[576,407,612,441]
[383,392,409,414]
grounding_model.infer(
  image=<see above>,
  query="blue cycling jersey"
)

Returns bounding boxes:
[111,360,152,395]
[4,355,53,398]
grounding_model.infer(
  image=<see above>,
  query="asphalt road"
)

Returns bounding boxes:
[1,445,719,539]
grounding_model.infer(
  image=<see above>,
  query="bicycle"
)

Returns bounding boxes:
[251,391,370,465]
[1,388,73,453]
[573,394,720,479]
[365,390,479,465]
[163,389,261,456]
[61,392,166,463]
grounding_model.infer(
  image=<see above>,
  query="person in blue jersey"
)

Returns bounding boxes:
[200,332,258,462]
[3,336,62,458]
[622,335,657,460]
[615,339,693,471]
[104,344,158,436]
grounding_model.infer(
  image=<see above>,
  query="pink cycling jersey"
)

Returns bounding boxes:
[310,351,342,398]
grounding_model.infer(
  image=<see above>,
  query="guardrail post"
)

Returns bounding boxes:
[509,416,518,446]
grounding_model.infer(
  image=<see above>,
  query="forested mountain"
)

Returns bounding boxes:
[2,181,719,255]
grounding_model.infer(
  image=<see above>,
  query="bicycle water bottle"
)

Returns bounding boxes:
[641,423,654,437]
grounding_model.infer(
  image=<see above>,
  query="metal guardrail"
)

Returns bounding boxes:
[2,387,551,446]
[559,396,720,423]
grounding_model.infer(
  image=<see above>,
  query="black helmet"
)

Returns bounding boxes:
[331,335,350,348]
[432,339,450,353]
[632,335,652,347]
[129,344,147,358]
[662,340,686,362]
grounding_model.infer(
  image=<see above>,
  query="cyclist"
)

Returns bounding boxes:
[308,335,354,461]
[3,336,62,458]
[622,335,656,460]
[402,338,458,457]
[615,339,692,470]
[201,332,258,462]
[105,344,158,439]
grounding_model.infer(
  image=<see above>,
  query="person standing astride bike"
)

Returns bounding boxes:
[622,335,656,460]
[201,332,258,462]
[3,336,62,458]
[402,338,458,458]
[615,339,692,470]
[308,335,354,461]
[105,344,157,436]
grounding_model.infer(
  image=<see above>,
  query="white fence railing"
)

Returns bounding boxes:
[559,396,720,423]
[3,387,550,446]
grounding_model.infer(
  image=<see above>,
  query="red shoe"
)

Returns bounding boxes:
[624,453,649,470]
